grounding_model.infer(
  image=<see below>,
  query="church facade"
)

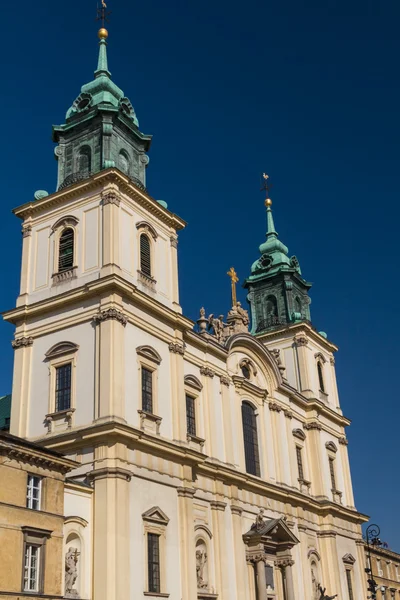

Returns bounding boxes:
[3,24,369,600]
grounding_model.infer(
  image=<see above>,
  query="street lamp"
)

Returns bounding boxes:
[365,524,381,600]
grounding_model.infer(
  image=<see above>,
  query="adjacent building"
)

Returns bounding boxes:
[0,432,76,599]
[1,19,377,600]
[366,544,400,600]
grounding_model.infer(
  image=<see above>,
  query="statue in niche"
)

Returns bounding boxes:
[196,543,208,589]
[318,584,338,600]
[311,566,320,600]
[65,547,80,598]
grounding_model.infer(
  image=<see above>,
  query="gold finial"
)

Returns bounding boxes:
[227,267,239,307]
[97,0,111,38]
[262,173,272,207]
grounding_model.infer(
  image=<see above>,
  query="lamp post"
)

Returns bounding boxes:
[365,524,381,600]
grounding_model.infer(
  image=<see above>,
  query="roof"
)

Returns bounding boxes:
[0,394,11,430]
[0,431,78,473]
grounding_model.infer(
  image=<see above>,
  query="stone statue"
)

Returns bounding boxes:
[235,302,250,326]
[251,508,266,532]
[226,302,250,335]
[207,314,225,342]
[318,584,337,600]
[311,567,319,600]
[196,547,208,589]
[65,547,80,597]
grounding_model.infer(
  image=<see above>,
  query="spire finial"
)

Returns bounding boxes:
[261,173,277,237]
[95,1,112,77]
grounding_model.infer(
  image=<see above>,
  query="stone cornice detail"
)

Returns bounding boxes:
[330,357,336,365]
[269,401,282,413]
[294,335,308,346]
[230,505,243,516]
[101,190,121,206]
[170,236,178,249]
[177,487,196,498]
[219,375,230,386]
[317,530,337,538]
[0,443,76,474]
[275,558,295,568]
[232,375,268,400]
[12,336,34,349]
[284,409,293,419]
[22,225,32,238]
[87,467,132,482]
[93,308,128,327]
[339,437,349,446]
[168,342,185,355]
[303,421,322,431]
[200,366,215,378]
[210,500,227,512]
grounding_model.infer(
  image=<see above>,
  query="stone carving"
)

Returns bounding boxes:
[226,302,250,335]
[269,401,282,413]
[12,337,34,349]
[53,268,77,285]
[200,366,215,378]
[196,542,208,589]
[207,314,226,343]
[330,357,335,366]
[168,342,185,355]
[93,309,128,327]
[318,585,337,600]
[275,558,295,568]
[251,509,266,532]
[65,547,80,597]
[170,236,178,249]
[22,225,32,238]
[101,191,121,206]
[294,335,308,346]
[303,421,322,431]
[197,308,208,335]
[338,437,348,446]
[311,565,320,600]
[219,374,230,386]
[284,409,293,419]
[271,349,286,376]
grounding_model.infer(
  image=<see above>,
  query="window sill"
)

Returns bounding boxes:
[45,408,75,434]
[187,433,206,451]
[137,270,157,290]
[298,478,311,495]
[331,488,343,504]
[319,389,329,402]
[52,266,77,285]
[197,594,218,600]
[143,593,170,598]
[138,410,162,435]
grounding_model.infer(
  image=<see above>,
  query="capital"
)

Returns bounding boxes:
[93,308,128,327]
[12,336,34,349]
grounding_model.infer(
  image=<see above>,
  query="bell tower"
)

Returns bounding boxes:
[244,177,312,334]
[53,26,151,191]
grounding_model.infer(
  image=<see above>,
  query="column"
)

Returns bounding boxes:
[200,367,216,457]
[170,236,181,310]
[17,224,33,306]
[294,335,313,397]
[284,561,296,600]
[177,481,197,600]
[101,188,120,276]
[256,557,267,600]
[10,336,34,437]
[318,532,341,595]
[269,403,283,484]
[211,501,230,599]
[304,422,326,498]
[91,462,131,600]
[231,503,249,600]
[169,340,186,441]
[94,305,127,422]
[220,378,234,464]
[338,436,355,507]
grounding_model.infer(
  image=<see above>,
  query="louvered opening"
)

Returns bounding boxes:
[58,228,74,272]
[140,234,152,277]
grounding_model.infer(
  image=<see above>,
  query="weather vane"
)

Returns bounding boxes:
[227,267,239,307]
[97,0,111,29]
[261,173,273,207]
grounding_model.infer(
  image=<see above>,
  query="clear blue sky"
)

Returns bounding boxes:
[0,0,398,546]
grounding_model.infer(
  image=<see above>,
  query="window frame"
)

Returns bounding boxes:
[317,360,325,393]
[295,445,305,481]
[345,568,354,600]
[241,401,261,477]
[51,216,79,280]
[26,474,42,511]
[139,233,152,278]
[21,527,51,595]
[328,456,337,491]
[141,366,154,414]
[45,344,78,425]
[147,533,161,593]
[142,507,169,597]
[185,393,197,437]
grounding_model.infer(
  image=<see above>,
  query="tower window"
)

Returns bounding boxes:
[186,394,196,436]
[328,457,336,491]
[55,363,72,412]
[78,146,91,174]
[147,533,161,593]
[140,234,152,277]
[296,446,304,480]
[118,150,130,175]
[241,402,260,477]
[142,367,153,413]
[58,228,74,272]
[317,362,325,393]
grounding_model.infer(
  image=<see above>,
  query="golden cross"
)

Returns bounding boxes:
[227,267,239,307]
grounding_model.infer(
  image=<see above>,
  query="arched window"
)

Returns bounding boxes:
[78,146,91,174]
[58,228,74,272]
[140,234,152,277]
[118,150,130,174]
[317,361,325,393]
[241,402,260,476]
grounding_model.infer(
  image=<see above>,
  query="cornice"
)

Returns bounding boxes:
[257,322,338,353]
[0,439,77,474]
[13,169,187,231]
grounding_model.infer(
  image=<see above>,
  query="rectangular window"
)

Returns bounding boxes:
[395,565,399,581]
[186,395,196,436]
[26,475,42,510]
[346,570,354,600]
[24,545,40,592]
[142,368,153,413]
[265,564,274,589]
[147,533,161,593]
[329,457,336,490]
[296,446,304,480]
[377,559,383,576]
[55,363,72,412]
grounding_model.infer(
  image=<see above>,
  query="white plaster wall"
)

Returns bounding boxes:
[28,322,96,437]
[129,478,181,598]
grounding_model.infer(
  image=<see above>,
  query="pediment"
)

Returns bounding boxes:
[184,375,203,391]
[45,342,79,359]
[342,553,356,565]
[243,517,300,546]
[142,506,170,526]
[136,345,162,365]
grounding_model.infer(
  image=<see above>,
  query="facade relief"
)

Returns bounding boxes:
[196,540,208,590]
[196,302,250,344]
[65,547,80,598]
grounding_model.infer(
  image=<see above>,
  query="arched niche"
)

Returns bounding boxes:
[65,531,83,598]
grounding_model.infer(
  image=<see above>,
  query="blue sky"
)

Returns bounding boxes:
[1,0,399,546]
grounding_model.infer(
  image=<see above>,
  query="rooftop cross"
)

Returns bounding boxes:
[227,267,239,307]
[97,0,111,31]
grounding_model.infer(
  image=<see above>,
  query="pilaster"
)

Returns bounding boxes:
[94,305,127,422]
[294,335,313,397]
[220,379,234,464]
[200,368,216,457]
[10,337,34,437]
[210,501,229,599]
[169,338,186,441]
[170,236,181,311]
[303,421,326,498]
[177,486,197,600]
[230,503,248,600]
[101,189,120,276]
[17,224,33,306]
[318,532,341,595]
[338,437,355,508]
